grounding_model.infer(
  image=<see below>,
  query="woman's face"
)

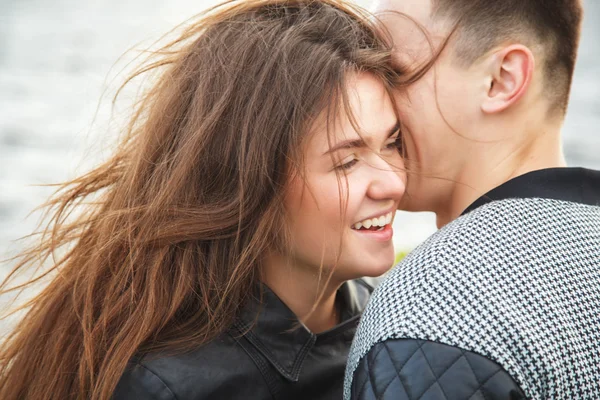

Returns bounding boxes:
[284,73,406,283]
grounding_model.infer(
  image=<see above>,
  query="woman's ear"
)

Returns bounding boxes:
[481,44,535,114]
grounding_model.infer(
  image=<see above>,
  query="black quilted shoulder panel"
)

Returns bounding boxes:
[351,339,526,400]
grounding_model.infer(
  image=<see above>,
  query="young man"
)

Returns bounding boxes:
[345,0,600,398]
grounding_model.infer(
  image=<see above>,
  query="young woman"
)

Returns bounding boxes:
[0,1,412,398]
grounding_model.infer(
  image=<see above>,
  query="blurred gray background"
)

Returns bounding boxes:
[0,0,598,260]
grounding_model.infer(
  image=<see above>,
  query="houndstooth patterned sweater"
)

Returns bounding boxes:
[345,168,600,399]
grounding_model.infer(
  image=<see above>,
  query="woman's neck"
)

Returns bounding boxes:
[261,252,342,333]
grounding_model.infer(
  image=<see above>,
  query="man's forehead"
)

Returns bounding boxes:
[371,0,449,66]
[371,0,434,27]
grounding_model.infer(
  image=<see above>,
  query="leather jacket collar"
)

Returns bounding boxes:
[232,279,374,383]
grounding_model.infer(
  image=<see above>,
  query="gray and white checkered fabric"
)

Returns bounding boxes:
[345,198,600,399]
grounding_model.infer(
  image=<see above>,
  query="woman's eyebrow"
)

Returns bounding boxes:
[323,120,400,155]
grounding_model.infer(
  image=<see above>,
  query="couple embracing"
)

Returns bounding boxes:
[0,0,598,399]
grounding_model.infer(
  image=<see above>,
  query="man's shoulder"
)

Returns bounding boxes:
[351,196,591,362]
[346,196,600,399]
[387,200,515,276]
[396,196,597,272]
[349,338,526,400]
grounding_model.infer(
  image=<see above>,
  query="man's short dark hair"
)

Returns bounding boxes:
[432,0,584,115]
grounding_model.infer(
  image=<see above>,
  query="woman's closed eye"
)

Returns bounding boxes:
[384,133,402,152]
[336,156,359,171]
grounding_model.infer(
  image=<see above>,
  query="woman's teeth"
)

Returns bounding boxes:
[353,212,393,230]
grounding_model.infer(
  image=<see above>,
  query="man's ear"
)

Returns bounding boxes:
[481,44,534,114]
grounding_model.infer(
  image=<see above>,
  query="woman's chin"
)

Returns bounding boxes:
[362,262,394,278]
[341,257,395,280]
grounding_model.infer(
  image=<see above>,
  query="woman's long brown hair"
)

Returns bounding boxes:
[0,1,414,398]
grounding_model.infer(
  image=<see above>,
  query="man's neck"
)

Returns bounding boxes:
[436,127,566,228]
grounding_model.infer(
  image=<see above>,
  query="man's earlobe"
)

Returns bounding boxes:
[481,45,534,114]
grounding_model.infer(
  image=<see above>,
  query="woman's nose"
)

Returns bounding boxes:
[366,156,406,201]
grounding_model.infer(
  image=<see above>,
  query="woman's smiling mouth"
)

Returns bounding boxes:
[352,211,394,231]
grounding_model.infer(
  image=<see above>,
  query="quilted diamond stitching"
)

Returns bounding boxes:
[376,354,400,399]
[355,341,388,397]
[357,372,377,400]
[462,350,502,384]
[366,343,378,398]
[354,356,370,398]
[378,343,411,399]
[417,344,465,400]
[355,339,530,400]
[470,369,503,399]
[461,349,490,400]
[353,340,527,399]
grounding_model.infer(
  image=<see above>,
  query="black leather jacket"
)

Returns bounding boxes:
[113,279,376,399]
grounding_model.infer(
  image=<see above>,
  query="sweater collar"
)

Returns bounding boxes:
[462,167,600,216]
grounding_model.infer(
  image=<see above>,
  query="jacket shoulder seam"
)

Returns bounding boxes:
[135,361,179,400]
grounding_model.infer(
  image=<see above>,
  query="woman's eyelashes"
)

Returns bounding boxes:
[336,157,359,171]
[384,135,402,151]
[385,128,403,151]
[334,134,403,171]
